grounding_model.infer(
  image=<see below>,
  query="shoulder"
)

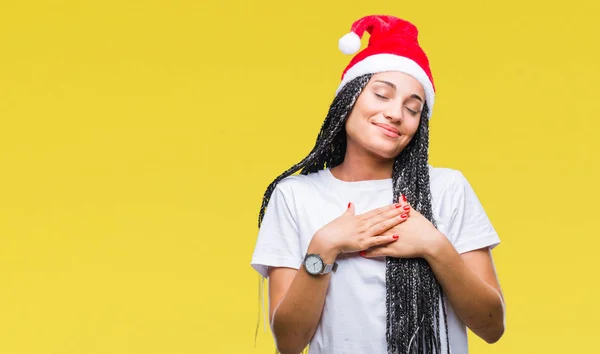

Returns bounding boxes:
[269,171,325,203]
[273,171,324,193]
[428,164,468,192]
[427,165,478,210]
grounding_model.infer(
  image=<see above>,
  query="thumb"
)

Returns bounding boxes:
[397,193,408,206]
[345,202,356,215]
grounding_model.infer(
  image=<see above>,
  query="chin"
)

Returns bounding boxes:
[367,144,403,160]
[371,139,406,159]
[378,151,401,160]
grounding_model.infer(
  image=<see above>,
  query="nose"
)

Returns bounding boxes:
[384,102,403,122]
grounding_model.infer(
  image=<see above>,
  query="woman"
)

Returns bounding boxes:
[251,15,505,354]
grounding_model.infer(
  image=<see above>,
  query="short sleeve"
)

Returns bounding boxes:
[447,171,500,254]
[251,183,303,278]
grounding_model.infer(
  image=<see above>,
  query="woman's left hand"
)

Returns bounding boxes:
[359,202,444,259]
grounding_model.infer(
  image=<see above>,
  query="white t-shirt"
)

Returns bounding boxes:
[251,166,500,354]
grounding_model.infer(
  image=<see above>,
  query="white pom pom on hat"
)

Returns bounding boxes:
[338,32,361,55]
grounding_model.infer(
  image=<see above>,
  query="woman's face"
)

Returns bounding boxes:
[345,71,426,160]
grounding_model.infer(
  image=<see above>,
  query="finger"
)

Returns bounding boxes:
[399,194,416,210]
[398,194,410,207]
[396,193,407,206]
[359,202,401,220]
[345,202,356,215]
[363,203,407,229]
[360,244,389,258]
[364,234,399,249]
[367,212,408,235]
[395,194,413,214]
[402,203,416,216]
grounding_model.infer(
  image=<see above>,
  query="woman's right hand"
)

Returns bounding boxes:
[311,199,411,257]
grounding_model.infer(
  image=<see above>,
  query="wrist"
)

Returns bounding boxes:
[308,232,340,264]
[422,231,451,262]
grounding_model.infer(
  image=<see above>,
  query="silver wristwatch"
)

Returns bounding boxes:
[303,253,338,276]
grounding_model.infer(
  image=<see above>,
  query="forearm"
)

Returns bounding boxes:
[424,235,505,343]
[271,242,337,354]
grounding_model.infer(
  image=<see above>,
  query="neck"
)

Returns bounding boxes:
[330,144,394,182]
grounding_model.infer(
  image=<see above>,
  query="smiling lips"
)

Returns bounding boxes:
[374,123,400,138]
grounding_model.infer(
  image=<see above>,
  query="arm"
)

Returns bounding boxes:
[424,236,505,343]
[266,202,408,354]
[359,172,505,343]
[268,240,338,354]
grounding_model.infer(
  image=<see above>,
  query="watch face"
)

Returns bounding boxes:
[305,254,324,275]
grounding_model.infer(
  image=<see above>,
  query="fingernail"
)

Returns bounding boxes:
[401,213,408,218]
[395,203,401,208]
[359,251,366,257]
[402,194,407,202]
[393,234,399,239]
[348,202,351,208]
[403,205,410,211]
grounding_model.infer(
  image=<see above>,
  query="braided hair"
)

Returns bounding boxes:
[258,73,450,353]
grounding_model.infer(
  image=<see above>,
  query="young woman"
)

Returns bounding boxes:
[251,15,505,354]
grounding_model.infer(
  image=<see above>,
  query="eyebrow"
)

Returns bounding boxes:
[374,80,424,102]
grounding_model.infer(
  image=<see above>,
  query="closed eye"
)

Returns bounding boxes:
[406,107,419,115]
[374,93,389,100]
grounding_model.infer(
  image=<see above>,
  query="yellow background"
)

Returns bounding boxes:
[1,0,598,353]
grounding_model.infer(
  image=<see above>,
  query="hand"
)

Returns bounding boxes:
[311,199,412,258]
[360,203,444,259]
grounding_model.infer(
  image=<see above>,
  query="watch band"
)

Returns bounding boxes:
[322,261,338,274]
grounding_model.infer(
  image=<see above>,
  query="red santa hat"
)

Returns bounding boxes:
[336,15,436,118]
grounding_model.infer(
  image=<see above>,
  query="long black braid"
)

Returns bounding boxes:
[258,73,450,353]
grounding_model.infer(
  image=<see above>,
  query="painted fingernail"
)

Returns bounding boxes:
[395,203,401,208]
[401,213,408,218]
[359,251,366,257]
[348,202,351,208]
[402,194,407,202]
[403,205,410,211]
[393,234,399,239]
